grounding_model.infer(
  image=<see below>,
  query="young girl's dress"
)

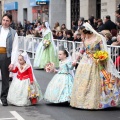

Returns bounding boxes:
[7,64,42,106]
[44,60,74,103]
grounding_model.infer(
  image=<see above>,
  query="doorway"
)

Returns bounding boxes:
[23,8,27,20]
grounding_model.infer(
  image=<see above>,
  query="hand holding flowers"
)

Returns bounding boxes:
[45,62,55,73]
[93,50,108,70]
[93,51,108,61]
[43,39,51,50]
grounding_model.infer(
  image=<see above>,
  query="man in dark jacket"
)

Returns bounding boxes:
[102,15,117,36]
[102,15,117,31]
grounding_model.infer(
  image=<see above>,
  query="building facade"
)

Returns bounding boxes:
[0,0,4,22]
[3,0,66,29]
[3,0,120,29]
[66,0,120,29]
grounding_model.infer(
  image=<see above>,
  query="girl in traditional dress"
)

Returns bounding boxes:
[44,50,75,103]
[33,22,59,69]
[7,52,42,106]
[70,22,120,109]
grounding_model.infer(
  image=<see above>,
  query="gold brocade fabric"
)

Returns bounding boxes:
[0,47,6,53]
[70,36,120,109]
[70,53,101,109]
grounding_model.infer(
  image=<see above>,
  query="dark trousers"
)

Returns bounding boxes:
[0,54,10,102]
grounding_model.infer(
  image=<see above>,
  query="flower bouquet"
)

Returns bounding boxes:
[93,50,108,70]
[45,62,55,73]
[28,84,40,105]
[93,50,108,62]
[93,50,111,87]
[43,39,51,50]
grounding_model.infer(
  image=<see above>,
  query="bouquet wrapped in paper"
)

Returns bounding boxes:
[45,62,55,73]
[28,84,40,105]
[43,39,51,50]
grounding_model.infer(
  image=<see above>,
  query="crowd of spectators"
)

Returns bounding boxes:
[8,6,120,68]
[10,8,120,45]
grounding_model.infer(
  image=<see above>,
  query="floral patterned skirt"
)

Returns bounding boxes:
[70,55,120,109]
[44,73,73,103]
[7,78,42,106]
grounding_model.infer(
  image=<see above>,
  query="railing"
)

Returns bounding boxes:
[107,45,120,73]
[18,36,120,74]
[18,36,42,58]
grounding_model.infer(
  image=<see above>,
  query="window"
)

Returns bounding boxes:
[71,0,80,23]
[96,0,101,18]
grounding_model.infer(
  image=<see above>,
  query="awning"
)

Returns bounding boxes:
[30,0,38,6]
[4,2,18,11]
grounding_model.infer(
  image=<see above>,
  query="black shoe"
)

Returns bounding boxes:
[2,102,8,106]
[1,99,8,106]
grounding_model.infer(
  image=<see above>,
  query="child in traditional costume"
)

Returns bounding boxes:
[7,52,42,106]
[44,50,75,103]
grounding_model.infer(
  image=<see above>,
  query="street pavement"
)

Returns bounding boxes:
[0,64,120,120]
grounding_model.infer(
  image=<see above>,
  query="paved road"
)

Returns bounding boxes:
[0,67,120,120]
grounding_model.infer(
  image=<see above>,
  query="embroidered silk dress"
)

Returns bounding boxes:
[44,61,74,103]
[33,29,59,69]
[7,64,42,106]
[70,36,120,109]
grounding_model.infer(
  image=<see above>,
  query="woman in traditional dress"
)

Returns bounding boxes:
[33,22,59,69]
[70,22,120,109]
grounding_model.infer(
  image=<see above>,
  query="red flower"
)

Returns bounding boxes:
[99,103,102,108]
[111,100,116,106]
[99,55,106,60]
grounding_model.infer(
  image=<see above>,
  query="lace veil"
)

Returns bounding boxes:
[83,22,120,78]
[43,22,57,55]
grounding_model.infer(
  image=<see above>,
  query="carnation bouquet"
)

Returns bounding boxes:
[45,62,55,73]
[43,39,51,50]
[28,84,40,104]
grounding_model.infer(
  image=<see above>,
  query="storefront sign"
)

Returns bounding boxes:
[36,0,49,5]
[4,2,18,11]
[30,0,38,6]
